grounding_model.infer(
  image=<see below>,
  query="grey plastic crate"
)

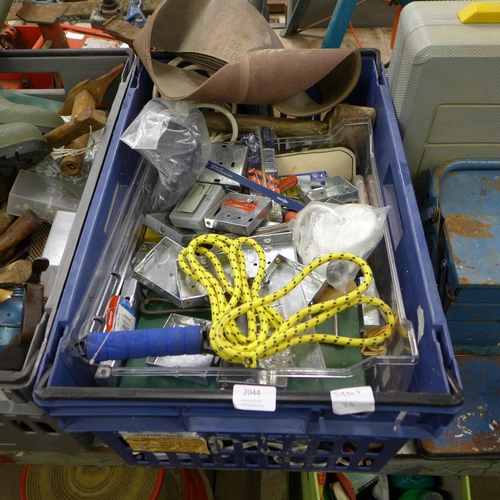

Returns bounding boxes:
[0,49,133,451]
[0,409,92,453]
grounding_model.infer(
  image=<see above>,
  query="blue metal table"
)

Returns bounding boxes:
[281,0,358,48]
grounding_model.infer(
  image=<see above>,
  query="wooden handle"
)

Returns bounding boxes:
[58,63,124,117]
[0,210,42,258]
[60,89,97,177]
[45,108,107,151]
[0,206,15,236]
[103,17,141,46]
[0,260,32,286]
[325,104,376,130]
[0,288,13,303]
[202,112,329,137]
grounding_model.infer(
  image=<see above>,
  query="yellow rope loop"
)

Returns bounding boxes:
[178,234,396,367]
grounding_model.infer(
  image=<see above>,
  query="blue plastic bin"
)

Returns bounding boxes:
[33,50,462,471]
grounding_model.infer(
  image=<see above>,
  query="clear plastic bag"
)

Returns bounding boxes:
[120,98,212,210]
[291,201,390,293]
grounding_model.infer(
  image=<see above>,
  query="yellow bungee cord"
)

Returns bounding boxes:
[178,234,396,368]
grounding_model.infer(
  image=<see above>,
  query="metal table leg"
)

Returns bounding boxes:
[321,0,358,47]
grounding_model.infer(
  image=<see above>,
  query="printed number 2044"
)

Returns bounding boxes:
[243,388,260,396]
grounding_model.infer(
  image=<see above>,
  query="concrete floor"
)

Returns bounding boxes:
[1,464,23,500]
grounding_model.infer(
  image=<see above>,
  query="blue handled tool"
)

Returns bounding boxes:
[85,326,206,363]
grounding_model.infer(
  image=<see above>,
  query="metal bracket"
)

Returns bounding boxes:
[176,261,210,309]
[244,232,296,279]
[125,0,147,27]
[133,238,184,306]
[297,176,358,204]
[260,254,328,314]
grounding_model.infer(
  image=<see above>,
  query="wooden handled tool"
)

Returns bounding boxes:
[0,210,42,260]
[60,89,97,177]
[202,104,376,138]
[0,260,32,286]
[44,108,107,152]
[0,288,13,302]
[0,206,15,236]
[202,112,329,137]
[103,17,141,47]
[57,63,125,117]
[58,63,125,177]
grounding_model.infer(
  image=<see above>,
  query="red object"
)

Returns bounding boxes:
[181,469,210,500]
[0,22,17,45]
[38,23,70,49]
[335,472,357,500]
[391,5,403,50]
[150,468,165,500]
[61,24,117,41]
[20,465,28,500]
[222,198,256,212]
[13,25,44,49]
[0,454,19,464]
[0,71,53,90]
[1,24,121,91]
[278,175,299,192]
[247,168,280,193]
[105,295,121,332]
[284,211,297,222]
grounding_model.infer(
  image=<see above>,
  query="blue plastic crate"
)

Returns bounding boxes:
[33,50,463,471]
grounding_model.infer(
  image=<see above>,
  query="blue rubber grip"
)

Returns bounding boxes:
[85,326,202,362]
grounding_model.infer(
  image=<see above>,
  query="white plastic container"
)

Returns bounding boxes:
[388,1,500,200]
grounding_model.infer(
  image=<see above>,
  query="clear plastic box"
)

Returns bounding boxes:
[7,170,84,223]
[57,119,418,393]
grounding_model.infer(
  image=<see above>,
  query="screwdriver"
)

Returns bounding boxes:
[85,325,210,363]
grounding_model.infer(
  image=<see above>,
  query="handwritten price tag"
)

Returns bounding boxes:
[330,386,375,415]
[232,384,277,412]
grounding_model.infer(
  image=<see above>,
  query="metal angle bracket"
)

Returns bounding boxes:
[297,176,358,204]
[261,254,328,312]
[133,237,184,306]
[243,232,296,279]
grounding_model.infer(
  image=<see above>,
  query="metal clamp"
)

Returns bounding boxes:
[125,0,147,27]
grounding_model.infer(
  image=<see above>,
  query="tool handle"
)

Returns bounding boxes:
[60,89,97,176]
[44,108,107,151]
[58,63,125,116]
[86,326,202,362]
[0,210,41,258]
[0,206,15,236]
[202,112,329,137]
